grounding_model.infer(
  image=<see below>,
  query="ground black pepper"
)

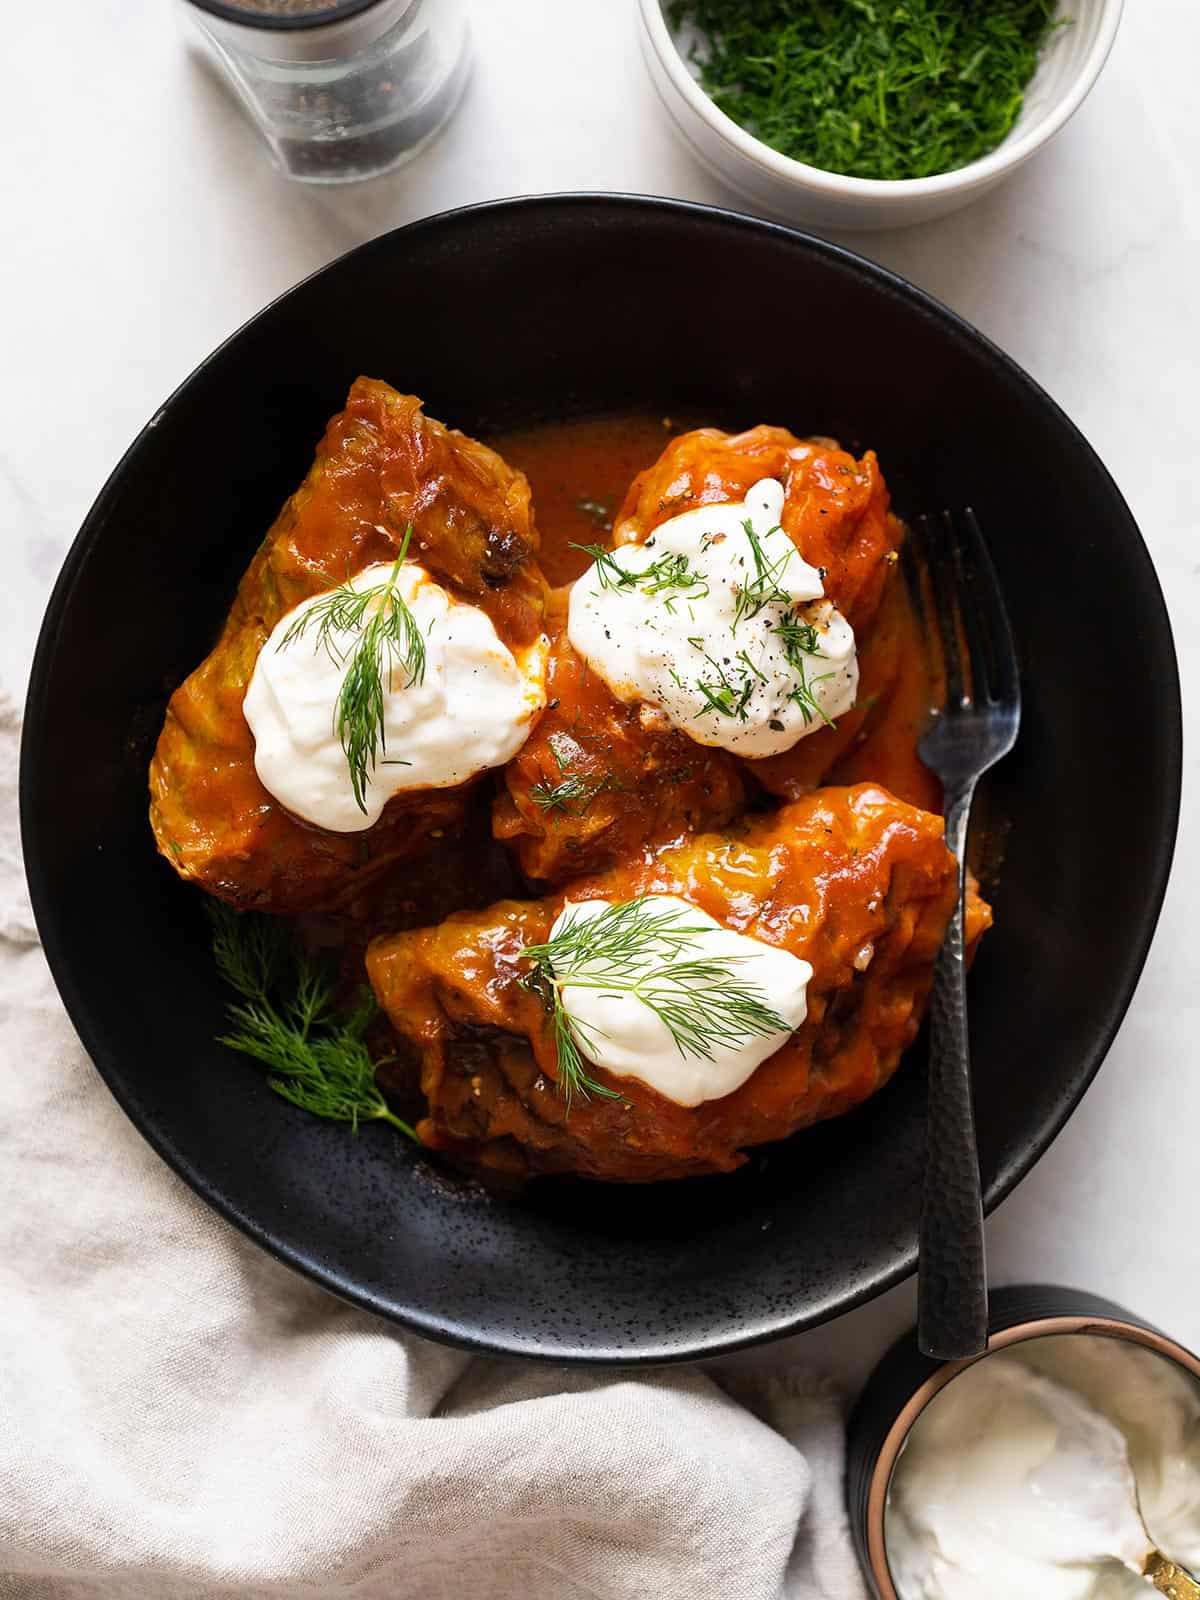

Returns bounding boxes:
[187,0,470,183]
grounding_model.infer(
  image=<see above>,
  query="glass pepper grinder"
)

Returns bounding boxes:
[181,0,471,184]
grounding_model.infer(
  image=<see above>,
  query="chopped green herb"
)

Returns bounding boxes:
[573,542,710,603]
[644,553,704,596]
[736,648,768,684]
[529,771,614,818]
[669,0,1064,181]
[776,607,841,727]
[788,656,838,729]
[732,520,794,631]
[695,650,757,721]
[572,542,635,589]
[696,679,747,720]
[775,611,821,666]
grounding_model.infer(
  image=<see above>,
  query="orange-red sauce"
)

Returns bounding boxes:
[490,414,691,588]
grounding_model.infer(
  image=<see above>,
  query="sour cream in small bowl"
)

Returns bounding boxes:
[847,1286,1200,1598]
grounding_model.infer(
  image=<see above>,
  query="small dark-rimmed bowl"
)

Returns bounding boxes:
[847,1284,1200,1597]
[21,195,1181,1363]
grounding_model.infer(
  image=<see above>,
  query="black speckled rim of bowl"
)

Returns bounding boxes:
[846,1284,1200,1599]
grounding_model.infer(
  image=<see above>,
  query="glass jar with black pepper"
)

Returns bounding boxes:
[182,0,470,184]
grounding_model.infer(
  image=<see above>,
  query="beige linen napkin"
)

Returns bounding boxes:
[0,699,866,1600]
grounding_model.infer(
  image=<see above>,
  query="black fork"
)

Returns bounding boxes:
[904,508,1021,1360]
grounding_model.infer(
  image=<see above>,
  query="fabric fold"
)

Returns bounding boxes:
[1,696,866,1600]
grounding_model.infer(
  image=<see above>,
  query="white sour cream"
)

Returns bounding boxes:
[1020,1335,1200,1576]
[548,894,811,1105]
[244,562,547,833]
[886,1338,1200,1600]
[567,478,857,759]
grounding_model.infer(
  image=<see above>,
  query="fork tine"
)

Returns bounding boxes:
[958,508,1020,708]
[915,514,966,710]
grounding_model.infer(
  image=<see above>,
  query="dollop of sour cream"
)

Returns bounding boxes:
[549,894,811,1105]
[886,1339,1200,1600]
[244,562,547,833]
[567,478,857,759]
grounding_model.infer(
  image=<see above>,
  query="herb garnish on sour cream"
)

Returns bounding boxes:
[243,529,548,834]
[520,895,811,1107]
[566,477,857,759]
[277,524,426,815]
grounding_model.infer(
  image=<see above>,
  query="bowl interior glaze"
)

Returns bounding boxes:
[20,196,1180,1362]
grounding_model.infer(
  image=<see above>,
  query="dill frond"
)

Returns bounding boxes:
[208,902,416,1140]
[571,543,710,603]
[519,897,793,1108]
[280,524,424,815]
[732,519,795,631]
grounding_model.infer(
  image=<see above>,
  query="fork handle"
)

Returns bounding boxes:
[917,779,989,1361]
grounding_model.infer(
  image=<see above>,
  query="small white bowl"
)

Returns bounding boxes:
[637,0,1124,231]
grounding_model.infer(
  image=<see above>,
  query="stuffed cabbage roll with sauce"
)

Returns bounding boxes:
[616,423,941,805]
[491,584,749,884]
[494,424,909,883]
[612,423,899,632]
[150,378,547,914]
[373,783,992,1183]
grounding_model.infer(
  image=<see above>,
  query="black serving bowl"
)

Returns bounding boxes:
[21,195,1181,1363]
[847,1285,1200,1597]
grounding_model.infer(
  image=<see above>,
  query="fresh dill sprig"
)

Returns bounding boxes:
[529,771,612,817]
[571,542,635,589]
[732,520,794,630]
[542,1002,613,1110]
[669,0,1063,182]
[209,902,416,1139]
[572,542,710,604]
[280,524,425,815]
[519,897,792,1106]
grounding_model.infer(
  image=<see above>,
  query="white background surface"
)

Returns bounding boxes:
[3,0,1196,1391]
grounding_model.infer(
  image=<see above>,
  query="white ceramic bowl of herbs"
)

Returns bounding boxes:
[638,0,1124,231]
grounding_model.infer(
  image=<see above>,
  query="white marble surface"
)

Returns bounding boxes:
[3,0,1197,1391]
